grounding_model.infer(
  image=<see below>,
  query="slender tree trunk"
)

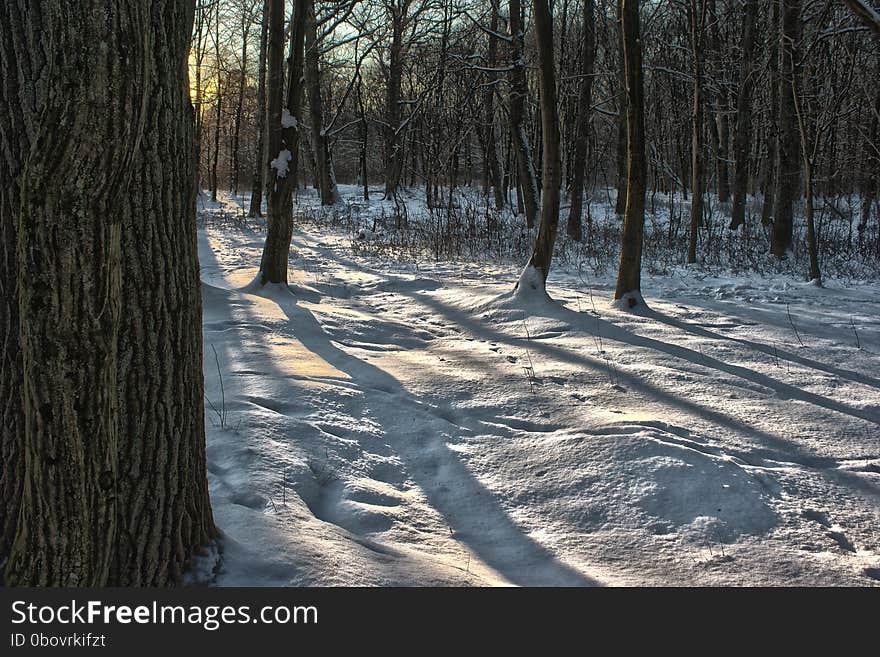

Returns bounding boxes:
[760,0,780,226]
[261,0,306,285]
[231,16,251,198]
[688,0,707,264]
[730,0,758,229]
[567,0,596,242]
[357,73,370,201]
[211,6,222,203]
[248,0,270,218]
[614,0,647,305]
[614,0,628,217]
[384,7,405,198]
[509,0,539,228]
[484,0,505,211]
[772,0,802,258]
[521,0,562,288]
[305,0,338,205]
[791,69,820,283]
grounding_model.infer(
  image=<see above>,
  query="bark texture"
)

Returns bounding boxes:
[730,0,758,230]
[113,0,217,586]
[3,0,149,586]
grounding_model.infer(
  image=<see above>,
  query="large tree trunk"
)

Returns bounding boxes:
[688,0,707,265]
[730,0,758,230]
[113,0,217,585]
[771,0,802,259]
[521,0,562,288]
[566,0,596,242]
[261,0,306,285]
[1,0,215,587]
[1,0,142,585]
[614,0,647,304]
[248,0,270,218]
[509,0,539,228]
[305,0,338,205]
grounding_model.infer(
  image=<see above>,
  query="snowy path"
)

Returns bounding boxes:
[198,218,880,586]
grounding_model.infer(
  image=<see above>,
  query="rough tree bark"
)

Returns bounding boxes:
[566,0,596,242]
[614,0,647,305]
[1,0,148,586]
[772,0,802,259]
[730,0,759,230]
[113,0,218,585]
[509,0,539,228]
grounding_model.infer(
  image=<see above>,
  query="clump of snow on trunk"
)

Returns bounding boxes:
[270,149,292,178]
[281,108,297,129]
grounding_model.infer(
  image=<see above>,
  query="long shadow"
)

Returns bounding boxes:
[645,307,880,392]
[200,234,599,587]
[389,288,880,504]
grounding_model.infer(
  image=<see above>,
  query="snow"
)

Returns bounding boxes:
[196,187,880,586]
[270,149,292,178]
[281,109,297,129]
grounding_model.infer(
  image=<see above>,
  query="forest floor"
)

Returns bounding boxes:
[196,186,880,586]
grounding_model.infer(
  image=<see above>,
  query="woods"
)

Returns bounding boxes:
[1,0,879,588]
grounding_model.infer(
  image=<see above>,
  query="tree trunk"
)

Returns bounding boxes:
[113,0,217,584]
[730,0,758,229]
[567,0,596,242]
[1,0,144,586]
[2,0,215,586]
[688,0,707,265]
[759,0,780,226]
[521,0,562,288]
[614,0,647,304]
[261,0,306,285]
[248,0,270,218]
[509,0,539,228]
[211,6,222,203]
[231,15,251,198]
[484,0,505,211]
[384,6,405,198]
[771,0,802,259]
[305,0,338,205]
[614,0,628,217]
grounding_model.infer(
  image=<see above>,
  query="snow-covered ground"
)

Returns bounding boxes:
[197,187,880,586]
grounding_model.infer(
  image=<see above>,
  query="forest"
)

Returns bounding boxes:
[1,0,879,588]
